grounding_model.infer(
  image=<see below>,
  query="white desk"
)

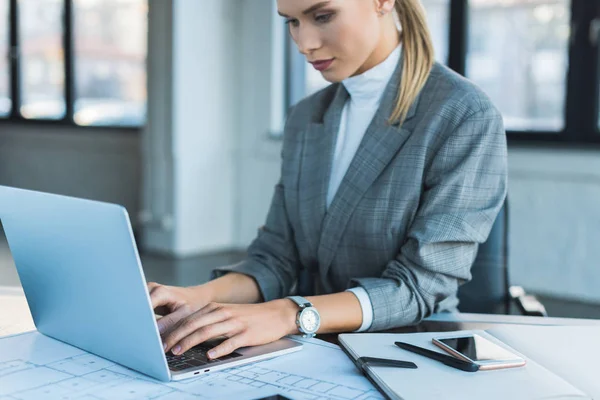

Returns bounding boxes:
[2,285,600,400]
[0,286,34,337]
[428,310,600,326]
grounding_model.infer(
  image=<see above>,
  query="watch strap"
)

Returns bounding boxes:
[287,296,312,309]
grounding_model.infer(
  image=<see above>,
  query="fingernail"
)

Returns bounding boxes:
[173,345,181,355]
[158,323,164,334]
[208,350,216,359]
[163,342,167,351]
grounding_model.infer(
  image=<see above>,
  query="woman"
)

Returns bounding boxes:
[149,0,507,360]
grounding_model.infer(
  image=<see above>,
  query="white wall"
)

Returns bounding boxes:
[172,0,239,255]
[0,124,141,221]
[508,146,600,303]
[141,0,282,252]
[235,0,283,246]
[141,0,240,256]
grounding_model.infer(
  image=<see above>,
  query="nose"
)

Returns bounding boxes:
[293,24,322,57]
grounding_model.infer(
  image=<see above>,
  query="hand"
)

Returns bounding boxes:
[161,299,299,359]
[147,282,212,335]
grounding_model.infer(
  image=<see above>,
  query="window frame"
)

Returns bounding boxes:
[284,0,600,144]
[1,0,145,130]
[454,0,600,145]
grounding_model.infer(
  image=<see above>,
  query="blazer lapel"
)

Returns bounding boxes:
[297,84,349,257]
[317,57,422,286]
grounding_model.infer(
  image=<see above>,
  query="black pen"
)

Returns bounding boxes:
[357,356,417,370]
[394,341,479,372]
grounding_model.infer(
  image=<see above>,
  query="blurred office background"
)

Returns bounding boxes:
[0,0,599,318]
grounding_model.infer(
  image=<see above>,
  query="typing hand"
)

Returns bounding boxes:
[147,282,212,336]
[160,300,298,360]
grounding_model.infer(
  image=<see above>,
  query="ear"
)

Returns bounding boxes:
[374,0,396,15]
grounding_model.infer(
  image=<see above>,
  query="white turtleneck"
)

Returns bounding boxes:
[330,44,402,333]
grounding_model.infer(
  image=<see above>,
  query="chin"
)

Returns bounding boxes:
[320,69,346,83]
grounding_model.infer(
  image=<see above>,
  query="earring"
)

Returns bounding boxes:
[380,10,386,15]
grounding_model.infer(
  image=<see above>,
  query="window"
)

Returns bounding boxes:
[467,0,570,132]
[0,0,9,116]
[1,0,147,127]
[19,0,66,120]
[73,0,147,126]
[421,0,450,64]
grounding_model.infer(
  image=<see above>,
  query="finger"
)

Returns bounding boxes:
[148,283,169,314]
[161,302,220,337]
[206,334,247,360]
[163,306,232,353]
[171,319,243,356]
[156,306,192,335]
[148,285,177,311]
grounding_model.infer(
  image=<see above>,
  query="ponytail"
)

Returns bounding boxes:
[390,0,434,125]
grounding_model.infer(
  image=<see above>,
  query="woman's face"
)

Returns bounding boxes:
[277,0,394,82]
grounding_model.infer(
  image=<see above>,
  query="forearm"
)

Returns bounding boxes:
[277,291,364,336]
[198,272,263,304]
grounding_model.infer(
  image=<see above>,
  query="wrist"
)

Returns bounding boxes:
[273,298,301,336]
[193,273,236,304]
[188,283,216,306]
[202,272,262,304]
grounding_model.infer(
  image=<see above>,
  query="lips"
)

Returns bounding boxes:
[310,58,334,71]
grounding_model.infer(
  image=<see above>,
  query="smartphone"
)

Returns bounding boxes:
[432,334,526,371]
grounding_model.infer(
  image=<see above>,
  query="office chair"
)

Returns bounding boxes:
[457,199,548,317]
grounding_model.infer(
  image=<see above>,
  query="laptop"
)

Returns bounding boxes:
[0,185,302,382]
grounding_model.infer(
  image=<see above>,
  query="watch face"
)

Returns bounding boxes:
[300,308,320,333]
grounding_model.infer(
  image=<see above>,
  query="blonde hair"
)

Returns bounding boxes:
[390,0,435,125]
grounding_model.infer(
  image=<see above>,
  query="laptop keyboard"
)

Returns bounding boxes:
[166,341,243,371]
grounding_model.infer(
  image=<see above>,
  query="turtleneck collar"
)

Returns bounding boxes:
[342,44,402,108]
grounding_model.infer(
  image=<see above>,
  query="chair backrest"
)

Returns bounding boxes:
[457,200,510,314]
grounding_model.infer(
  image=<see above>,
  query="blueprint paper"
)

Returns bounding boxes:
[0,331,383,400]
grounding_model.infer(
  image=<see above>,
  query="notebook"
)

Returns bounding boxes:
[339,326,600,400]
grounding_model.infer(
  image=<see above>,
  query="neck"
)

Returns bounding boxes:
[353,18,401,76]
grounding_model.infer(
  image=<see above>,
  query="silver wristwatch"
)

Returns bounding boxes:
[286,296,321,338]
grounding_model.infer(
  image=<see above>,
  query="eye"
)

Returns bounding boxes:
[285,18,299,28]
[315,13,334,23]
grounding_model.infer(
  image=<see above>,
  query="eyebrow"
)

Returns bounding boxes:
[278,1,331,18]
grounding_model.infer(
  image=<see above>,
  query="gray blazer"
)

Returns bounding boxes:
[213,58,508,332]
